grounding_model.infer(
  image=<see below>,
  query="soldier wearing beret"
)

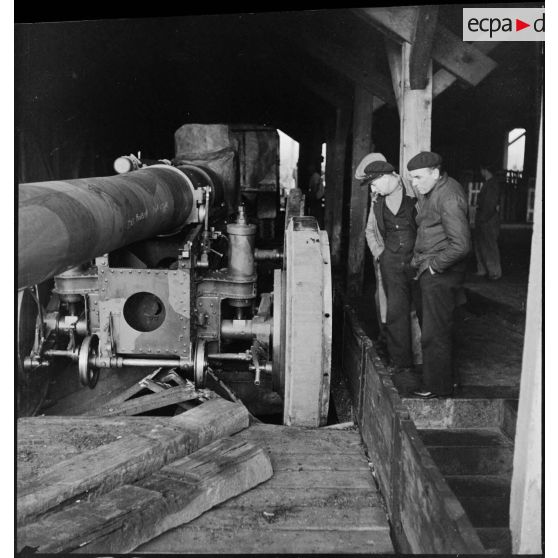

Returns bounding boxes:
[407,151,471,398]
[362,159,421,391]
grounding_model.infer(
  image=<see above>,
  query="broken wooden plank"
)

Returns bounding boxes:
[17,437,273,554]
[17,398,249,525]
[98,368,164,406]
[137,377,196,412]
[85,384,202,416]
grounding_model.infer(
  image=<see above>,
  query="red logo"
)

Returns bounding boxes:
[516,18,530,31]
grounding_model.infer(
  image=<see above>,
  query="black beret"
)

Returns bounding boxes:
[362,160,395,183]
[407,151,442,171]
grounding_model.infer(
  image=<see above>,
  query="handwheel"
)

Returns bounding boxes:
[78,334,100,388]
[193,338,207,388]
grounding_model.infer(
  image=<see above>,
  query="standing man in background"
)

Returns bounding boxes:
[474,163,502,280]
[407,152,471,398]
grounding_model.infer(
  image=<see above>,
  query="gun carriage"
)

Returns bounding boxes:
[17,124,332,426]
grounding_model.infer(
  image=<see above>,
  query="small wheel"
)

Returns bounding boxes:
[193,338,207,388]
[78,334,99,389]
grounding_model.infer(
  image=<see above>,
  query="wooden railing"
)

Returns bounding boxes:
[339,298,486,554]
[464,169,533,224]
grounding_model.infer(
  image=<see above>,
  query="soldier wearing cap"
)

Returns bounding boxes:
[407,151,471,398]
[362,159,421,389]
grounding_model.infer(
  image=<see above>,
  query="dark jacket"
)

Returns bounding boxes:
[476,176,500,223]
[411,173,471,275]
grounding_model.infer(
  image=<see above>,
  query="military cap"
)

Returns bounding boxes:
[407,151,442,171]
[362,161,395,183]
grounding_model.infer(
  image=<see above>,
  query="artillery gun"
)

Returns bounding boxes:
[17,124,332,426]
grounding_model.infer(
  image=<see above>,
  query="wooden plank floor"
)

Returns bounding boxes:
[137,424,394,554]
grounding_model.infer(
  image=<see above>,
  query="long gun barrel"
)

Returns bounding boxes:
[18,165,199,289]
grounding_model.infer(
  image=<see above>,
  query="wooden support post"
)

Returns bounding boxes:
[324,107,350,267]
[347,87,375,297]
[387,41,432,197]
[509,115,542,554]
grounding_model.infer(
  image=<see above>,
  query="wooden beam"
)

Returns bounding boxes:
[432,41,500,97]
[347,86,375,297]
[17,437,273,554]
[354,7,497,86]
[273,53,351,111]
[17,399,249,525]
[432,25,497,86]
[272,22,395,105]
[409,7,439,90]
[324,107,351,266]
[354,6,418,44]
[376,41,501,109]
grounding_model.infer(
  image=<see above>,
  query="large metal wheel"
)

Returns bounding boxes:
[271,268,285,393]
[281,217,332,427]
[17,288,50,417]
